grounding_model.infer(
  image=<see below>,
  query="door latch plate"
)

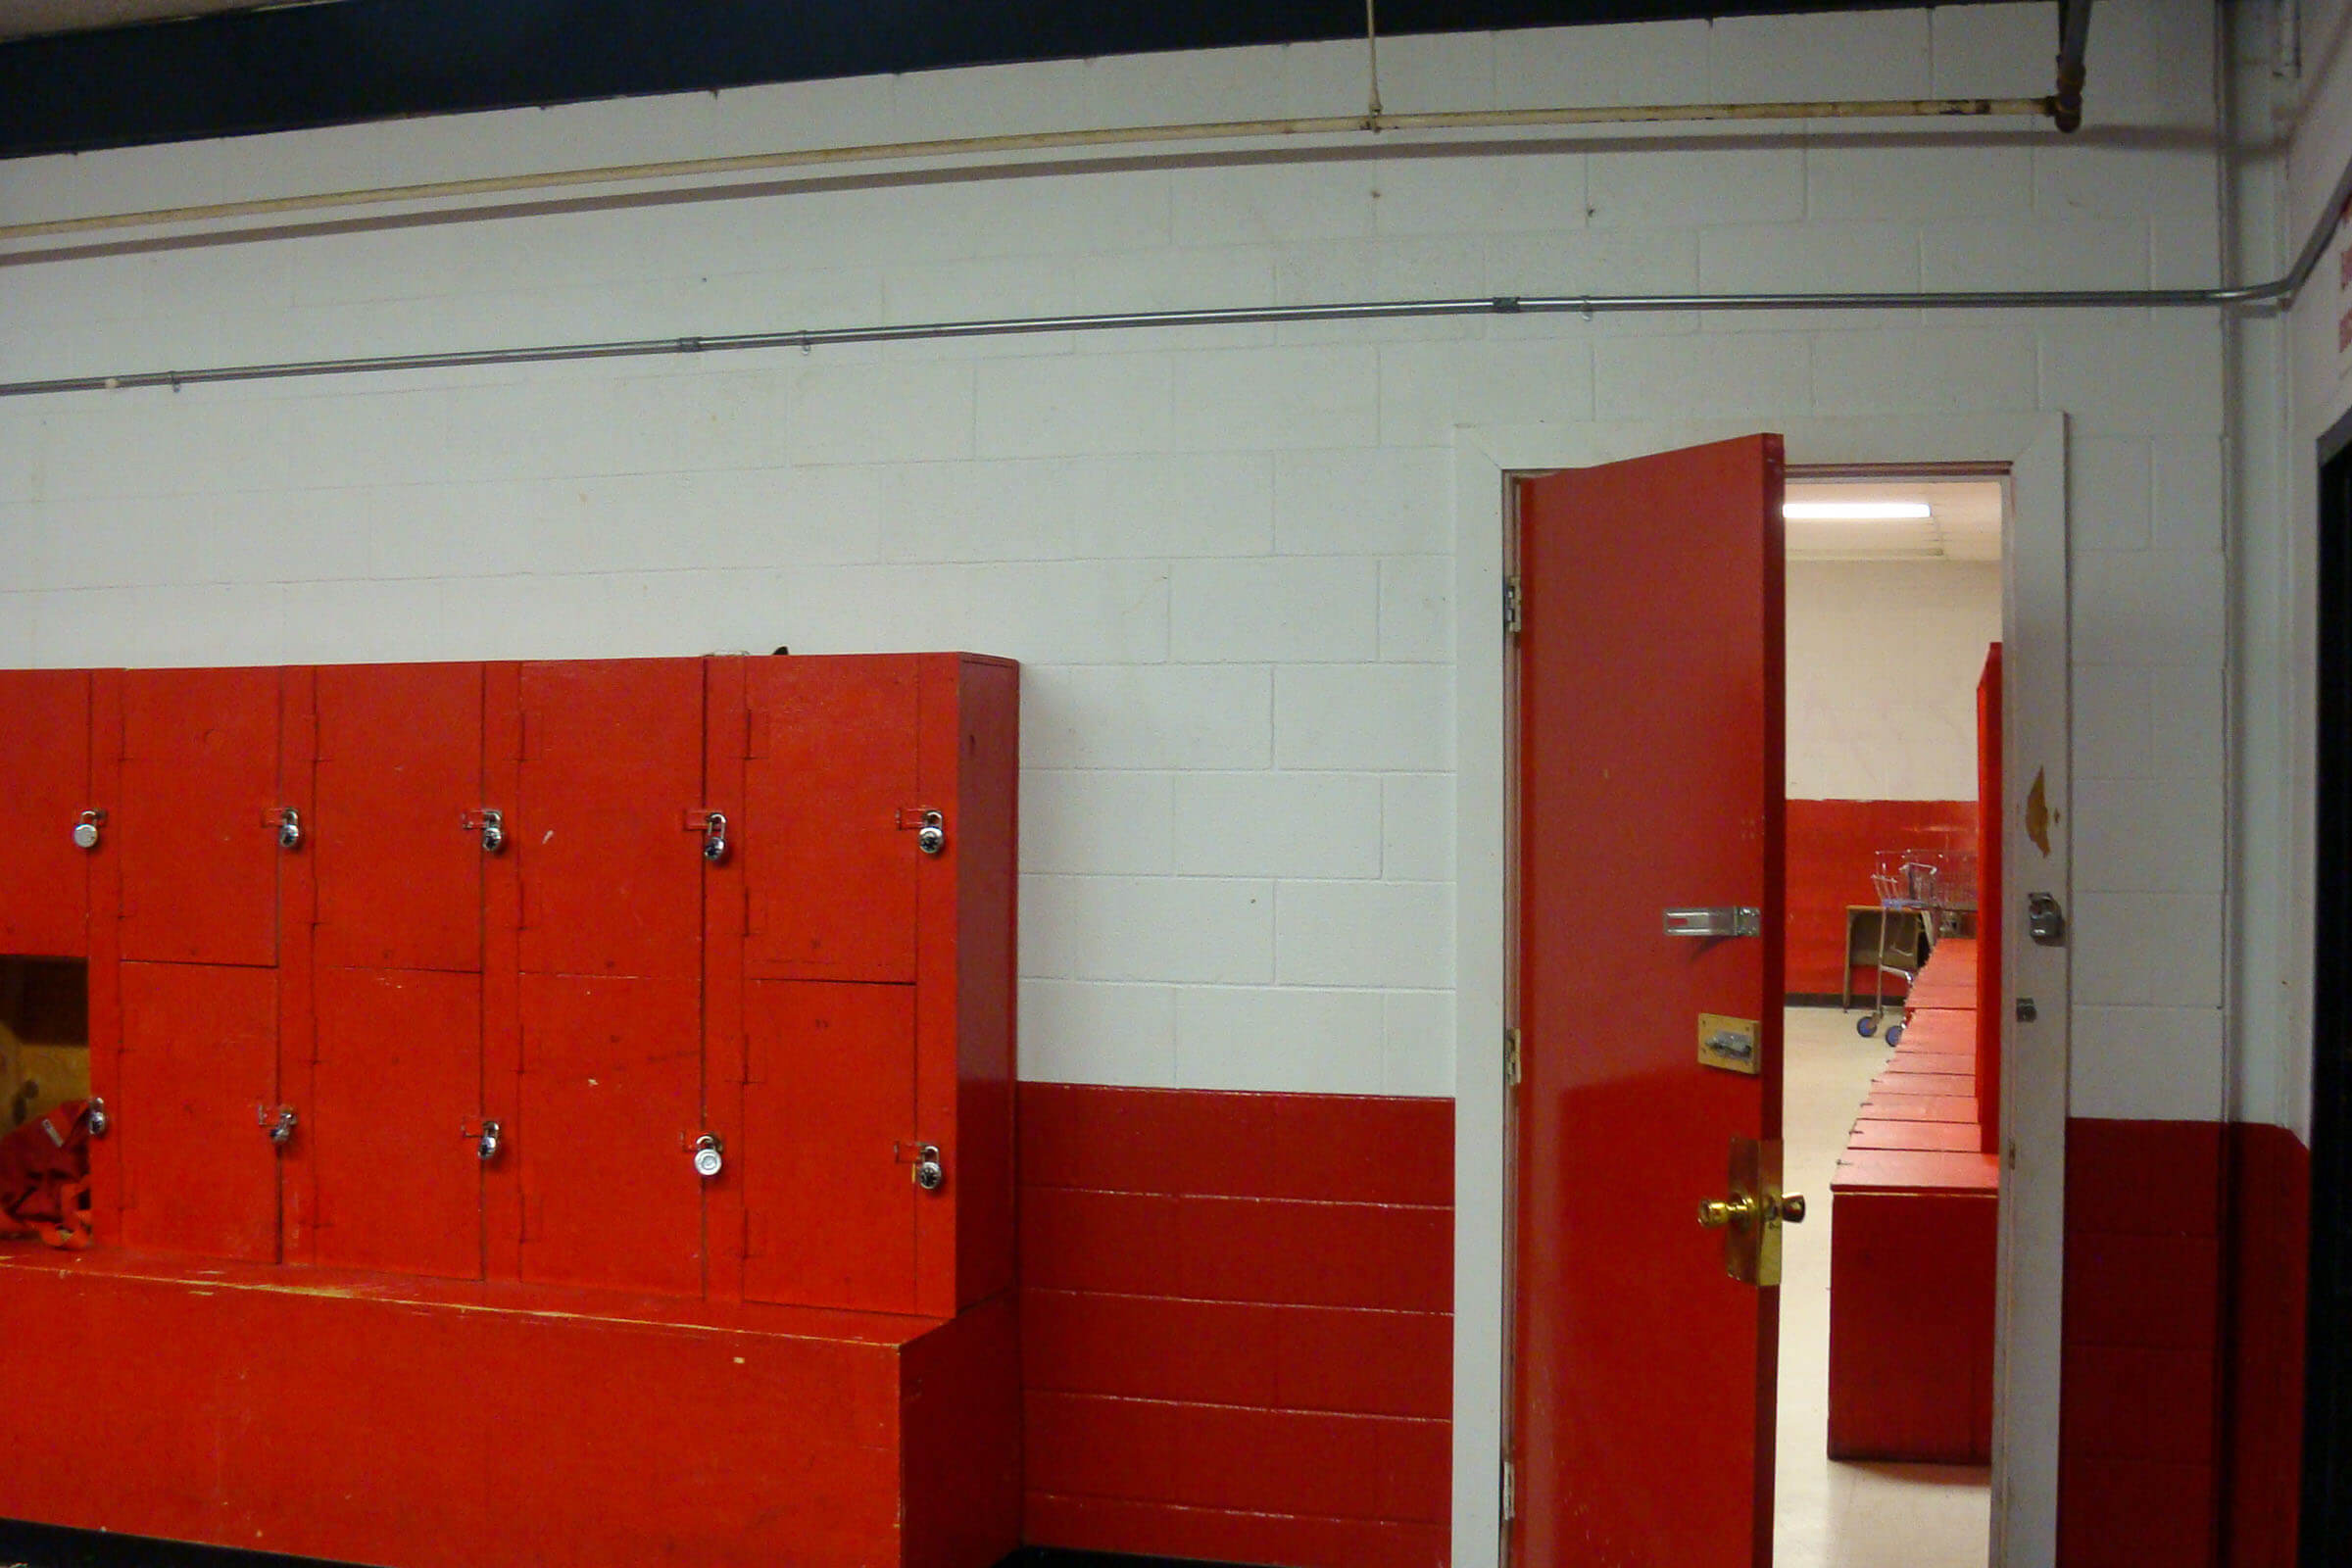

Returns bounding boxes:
[1696,1013,1761,1076]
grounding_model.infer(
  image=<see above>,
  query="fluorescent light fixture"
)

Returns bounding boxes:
[1782,501,1933,521]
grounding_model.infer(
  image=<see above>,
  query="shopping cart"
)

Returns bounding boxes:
[1855,848,1976,1044]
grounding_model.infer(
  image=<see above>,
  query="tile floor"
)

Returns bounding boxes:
[1776,1004,1991,1568]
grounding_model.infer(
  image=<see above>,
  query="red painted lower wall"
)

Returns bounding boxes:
[2060,1117,2314,1568]
[1785,800,1977,998]
[1018,1084,1453,1568]
[2222,1124,2309,1568]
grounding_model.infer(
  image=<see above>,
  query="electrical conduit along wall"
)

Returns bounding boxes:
[1784,561,1999,999]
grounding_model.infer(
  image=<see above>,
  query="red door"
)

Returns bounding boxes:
[117,961,283,1262]
[310,967,483,1280]
[741,981,919,1312]
[1512,437,1787,1568]
[742,658,921,983]
[120,668,284,967]
[514,660,707,1295]
[314,662,487,973]
[0,670,94,958]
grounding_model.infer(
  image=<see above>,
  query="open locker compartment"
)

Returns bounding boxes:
[0,956,94,1250]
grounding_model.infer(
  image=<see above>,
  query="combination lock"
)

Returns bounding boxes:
[72,810,104,851]
[912,1145,945,1192]
[692,1132,725,1179]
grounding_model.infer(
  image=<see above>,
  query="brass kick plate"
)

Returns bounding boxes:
[1696,1012,1760,1076]
[1696,1136,1804,1287]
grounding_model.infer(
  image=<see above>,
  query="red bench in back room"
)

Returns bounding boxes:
[1828,939,2000,1465]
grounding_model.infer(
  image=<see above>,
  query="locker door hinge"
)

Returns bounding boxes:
[1502,575,1525,636]
[1502,1457,1516,1523]
[1504,1027,1522,1088]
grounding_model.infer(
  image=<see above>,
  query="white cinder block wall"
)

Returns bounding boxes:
[1786,560,2001,801]
[0,2,2230,1133]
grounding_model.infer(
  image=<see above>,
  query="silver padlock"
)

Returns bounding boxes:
[72,809,105,851]
[916,810,947,857]
[274,808,303,853]
[702,811,729,864]
[472,1119,503,1161]
[913,1145,945,1192]
[692,1132,725,1179]
[477,809,505,856]
[258,1104,298,1146]
[83,1098,109,1138]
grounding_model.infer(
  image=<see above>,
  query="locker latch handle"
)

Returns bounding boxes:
[257,1104,298,1146]
[461,809,506,855]
[896,1141,946,1192]
[684,809,729,864]
[896,808,947,856]
[267,808,303,853]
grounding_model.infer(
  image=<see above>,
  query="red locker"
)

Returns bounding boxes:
[117,961,281,1262]
[0,669,94,958]
[730,655,1019,1316]
[314,663,487,974]
[515,659,705,982]
[743,982,920,1313]
[119,667,285,968]
[310,968,483,1280]
[516,973,704,1296]
[742,659,922,984]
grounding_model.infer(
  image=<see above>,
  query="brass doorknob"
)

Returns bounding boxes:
[1698,1194,1757,1229]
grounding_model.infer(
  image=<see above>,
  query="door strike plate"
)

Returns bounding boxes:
[1663,906,1761,939]
[1696,1013,1761,1076]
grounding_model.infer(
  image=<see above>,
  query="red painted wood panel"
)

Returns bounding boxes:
[118,667,283,967]
[516,972,703,1296]
[117,961,280,1262]
[515,658,705,981]
[2222,1123,2308,1568]
[1783,798,1976,998]
[742,656,923,984]
[742,980,919,1313]
[943,656,1019,1312]
[309,967,482,1280]
[1826,1189,1996,1462]
[0,1250,1011,1568]
[0,669,93,958]
[1016,1083,1453,1568]
[313,662,486,974]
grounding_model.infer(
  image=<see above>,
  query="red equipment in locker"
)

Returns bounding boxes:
[0,670,95,958]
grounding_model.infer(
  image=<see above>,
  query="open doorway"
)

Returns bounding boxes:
[1776,466,2004,1568]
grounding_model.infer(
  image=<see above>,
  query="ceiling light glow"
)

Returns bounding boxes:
[1782,501,1934,521]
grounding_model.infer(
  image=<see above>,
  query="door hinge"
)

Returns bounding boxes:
[1502,1457,1516,1523]
[1503,574,1525,636]
[1504,1027,1523,1088]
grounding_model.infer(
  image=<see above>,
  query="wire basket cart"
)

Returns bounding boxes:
[1856,848,1978,1044]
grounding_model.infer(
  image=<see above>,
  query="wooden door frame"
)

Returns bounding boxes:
[1450,414,2071,1568]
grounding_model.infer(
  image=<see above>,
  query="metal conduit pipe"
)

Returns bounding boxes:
[0,95,2059,247]
[1,79,2338,404]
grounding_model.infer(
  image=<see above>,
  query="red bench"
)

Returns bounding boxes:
[1827,938,1999,1465]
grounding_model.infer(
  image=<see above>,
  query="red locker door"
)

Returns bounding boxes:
[314,663,487,973]
[741,658,921,983]
[1512,438,1787,1568]
[515,660,705,982]
[516,973,704,1296]
[120,668,284,967]
[741,982,918,1313]
[118,961,282,1262]
[310,968,483,1280]
[0,670,94,958]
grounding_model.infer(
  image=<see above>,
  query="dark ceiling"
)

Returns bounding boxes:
[0,0,2024,162]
